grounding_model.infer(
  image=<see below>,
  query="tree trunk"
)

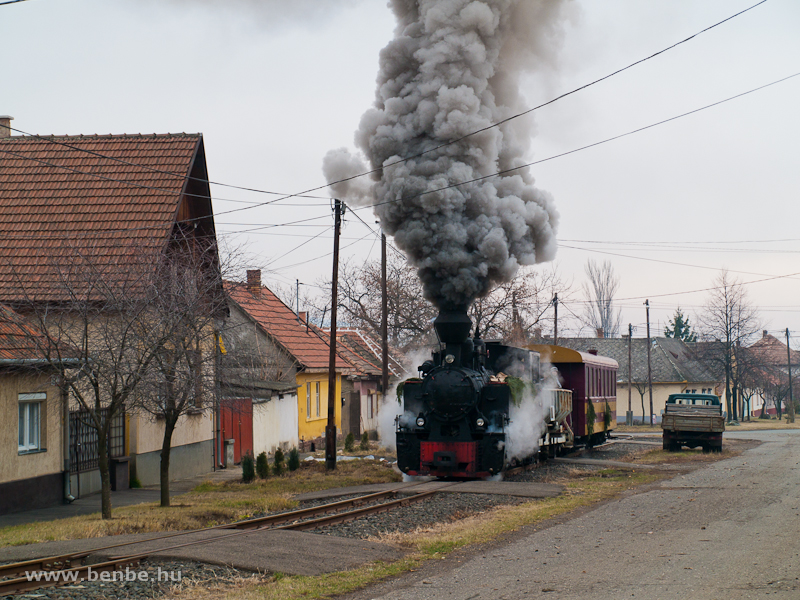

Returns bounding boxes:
[97,431,113,520]
[160,418,178,507]
[725,370,733,423]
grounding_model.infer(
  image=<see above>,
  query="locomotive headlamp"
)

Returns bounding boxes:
[445,354,455,364]
[476,417,486,428]
[416,416,426,427]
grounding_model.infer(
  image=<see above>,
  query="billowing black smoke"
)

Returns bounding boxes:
[324,0,569,310]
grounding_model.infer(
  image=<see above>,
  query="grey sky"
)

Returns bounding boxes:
[1,0,798,342]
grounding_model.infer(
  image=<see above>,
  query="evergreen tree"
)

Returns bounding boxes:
[664,307,697,342]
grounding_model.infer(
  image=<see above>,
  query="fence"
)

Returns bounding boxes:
[69,408,126,474]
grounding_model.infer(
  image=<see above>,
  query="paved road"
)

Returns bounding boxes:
[348,430,800,600]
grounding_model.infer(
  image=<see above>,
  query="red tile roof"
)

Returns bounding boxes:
[225,281,352,373]
[749,333,800,366]
[326,328,405,379]
[0,304,57,361]
[0,133,205,302]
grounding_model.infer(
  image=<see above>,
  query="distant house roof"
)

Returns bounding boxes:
[0,303,78,363]
[749,332,800,366]
[0,133,216,303]
[324,327,406,380]
[225,280,352,373]
[556,337,719,384]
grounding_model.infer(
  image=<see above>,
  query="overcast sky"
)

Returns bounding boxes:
[2,0,799,344]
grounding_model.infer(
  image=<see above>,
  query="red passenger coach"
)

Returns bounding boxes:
[527,345,619,445]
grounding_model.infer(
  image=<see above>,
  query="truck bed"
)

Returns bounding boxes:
[662,405,725,433]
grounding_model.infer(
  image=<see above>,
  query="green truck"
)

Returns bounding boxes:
[661,393,725,452]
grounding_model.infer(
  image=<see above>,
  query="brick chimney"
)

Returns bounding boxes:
[596,328,604,339]
[299,311,307,324]
[0,116,13,139]
[763,330,769,339]
[246,269,261,297]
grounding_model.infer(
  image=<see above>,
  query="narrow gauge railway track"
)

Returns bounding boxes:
[0,484,450,597]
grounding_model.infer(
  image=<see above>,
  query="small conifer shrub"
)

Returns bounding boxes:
[273,448,285,475]
[256,451,270,479]
[242,452,255,483]
[288,447,300,471]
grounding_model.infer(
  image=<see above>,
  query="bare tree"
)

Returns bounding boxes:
[698,270,761,422]
[131,232,225,507]
[470,265,573,344]
[15,242,181,519]
[582,260,621,338]
[316,252,436,351]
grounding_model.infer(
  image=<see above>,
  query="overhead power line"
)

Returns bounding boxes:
[559,244,800,281]
[3,1,766,213]
[355,70,800,213]
[0,0,31,5]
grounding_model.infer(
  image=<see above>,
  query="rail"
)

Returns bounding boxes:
[0,483,452,596]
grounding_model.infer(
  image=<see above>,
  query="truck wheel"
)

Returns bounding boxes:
[702,443,711,453]
[663,438,670,451]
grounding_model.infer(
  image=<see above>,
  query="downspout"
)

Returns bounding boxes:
[62,384,75,503]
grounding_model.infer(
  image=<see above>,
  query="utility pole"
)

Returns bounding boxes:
[381,231,389,403]
[326,199,344,470]
[787,328,795,424]
[627,323,633,426]
[296,279,300,323]
[553,293,558,346]
[645,300,653,427]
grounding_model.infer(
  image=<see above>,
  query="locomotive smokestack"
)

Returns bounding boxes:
[434,308,472,345]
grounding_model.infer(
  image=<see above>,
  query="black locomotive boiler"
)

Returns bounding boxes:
[396,308,543,478]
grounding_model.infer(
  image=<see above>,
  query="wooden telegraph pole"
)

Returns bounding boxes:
[627,323,633,425]
[646,300,653,427]
[553,293,558,346]
[326,199,344,470]
[787,328,795,423]
[381,232,389,403]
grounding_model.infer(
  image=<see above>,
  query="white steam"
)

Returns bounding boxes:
[324,0,570,309]
[504,361,559,462]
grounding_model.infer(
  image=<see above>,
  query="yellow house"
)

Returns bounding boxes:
[224,271,352,449]
[296,372,343,442]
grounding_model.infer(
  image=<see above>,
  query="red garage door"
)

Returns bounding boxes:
[221,398,253,464]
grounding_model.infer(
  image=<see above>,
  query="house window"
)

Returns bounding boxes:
[18,393,45,453]
[368,393,374,419]
[306,382,311,417]
[315,382,320,417]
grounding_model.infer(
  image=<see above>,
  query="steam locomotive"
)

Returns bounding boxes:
[395,309,617,478]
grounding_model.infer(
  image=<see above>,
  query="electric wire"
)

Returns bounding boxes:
[353,71,800,214]
[0,1,768,209]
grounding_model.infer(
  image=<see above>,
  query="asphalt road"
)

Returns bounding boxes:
[349,430,800,600]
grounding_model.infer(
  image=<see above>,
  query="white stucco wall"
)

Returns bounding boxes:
[253,393,299,455]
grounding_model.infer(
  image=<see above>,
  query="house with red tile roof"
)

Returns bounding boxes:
[0,121,221,504]
[324,327,406,438]
[0,304,81,513]
[746,331,800,418]
[222,270,355,453]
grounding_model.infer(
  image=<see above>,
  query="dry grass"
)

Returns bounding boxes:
[190,469,664,600]
[615,418,800,434]
[0,461,400,548]
[625,445,742,465]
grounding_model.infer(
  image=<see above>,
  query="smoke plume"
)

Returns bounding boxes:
[325,0,569,309]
